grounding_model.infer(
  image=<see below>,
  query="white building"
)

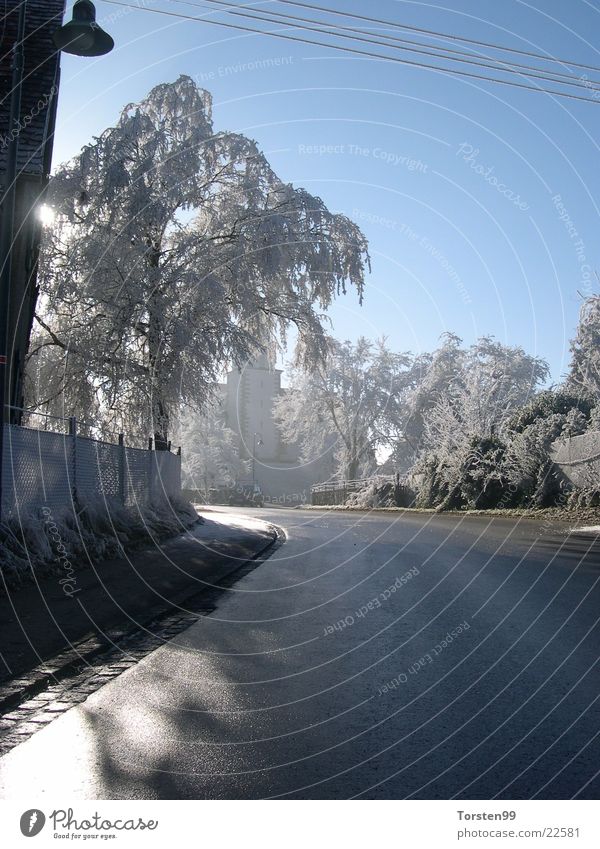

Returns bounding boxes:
[221,355,333,503]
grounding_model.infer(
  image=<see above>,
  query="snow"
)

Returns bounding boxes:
[0,497,199,592]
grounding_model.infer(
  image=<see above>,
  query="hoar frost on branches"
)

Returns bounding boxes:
[27,76,369,444]
[414,336,549,509]
[503,391,592,507]
[274,337,415,480]
[568,294,600,401]
[176,404,249,494]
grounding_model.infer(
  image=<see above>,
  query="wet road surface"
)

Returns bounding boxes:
[0,507,598,799]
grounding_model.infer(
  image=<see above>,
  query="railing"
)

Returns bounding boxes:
[311,475,396,506]
[0,410,182,519]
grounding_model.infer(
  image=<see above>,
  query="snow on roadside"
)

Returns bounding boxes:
[0,497,200,592]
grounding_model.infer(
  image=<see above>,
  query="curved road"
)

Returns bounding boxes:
[0,506,599,799]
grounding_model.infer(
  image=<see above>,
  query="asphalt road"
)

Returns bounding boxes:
[0,506,599,799]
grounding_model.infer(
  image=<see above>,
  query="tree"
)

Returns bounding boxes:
[177,403,248,496]
[415,336,549,509]
[568,294,600,401]
[27,76,369,444]
[273,337,413,480]
[389,332,464,471]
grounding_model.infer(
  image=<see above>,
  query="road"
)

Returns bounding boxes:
[0,506,599,799]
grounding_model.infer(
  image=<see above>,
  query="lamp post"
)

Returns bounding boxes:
[251,432,263,485]
[0,0,114,518]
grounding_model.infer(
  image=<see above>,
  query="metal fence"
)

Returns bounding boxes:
[311,475,396,506]
[550,431,600,490]
[1,419,182,518]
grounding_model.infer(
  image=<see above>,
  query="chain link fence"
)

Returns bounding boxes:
[1,416,181,518]
[550,432,600,490]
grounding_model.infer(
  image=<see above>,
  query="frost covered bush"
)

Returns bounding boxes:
[503,391,592,507]
[587,404,600,430]
[177,405,249,494]
[567,487,600,509]
[456,436,511,509]
[414,436,514,511]
[0,497,199,592]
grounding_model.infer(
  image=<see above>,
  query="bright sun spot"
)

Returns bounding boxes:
[37,204,55,227]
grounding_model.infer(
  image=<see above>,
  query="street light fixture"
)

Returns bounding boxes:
[53,0,114,56]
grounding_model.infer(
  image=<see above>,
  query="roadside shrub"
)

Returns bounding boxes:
[504,393,591,507]
[457,436,513,509]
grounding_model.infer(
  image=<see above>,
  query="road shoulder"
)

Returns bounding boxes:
[0,509,278,715]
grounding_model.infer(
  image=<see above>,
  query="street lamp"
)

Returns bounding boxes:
[0,0,114,518]
[53,0,114,56]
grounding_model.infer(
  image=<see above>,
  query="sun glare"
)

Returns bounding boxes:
[37,204,55,227]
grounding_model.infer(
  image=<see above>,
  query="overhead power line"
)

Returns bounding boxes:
[103,0,600,104]
[173,0,600,92]
[270,0,600,77]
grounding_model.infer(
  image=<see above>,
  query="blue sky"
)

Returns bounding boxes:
[52,0,600,382]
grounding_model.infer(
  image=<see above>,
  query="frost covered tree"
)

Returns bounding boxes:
[568,294,600,401]
[415,336,549,509]
[388,333,464,471]
[27,76,368,444]
[273,337,413,480]
[176,403,248,496]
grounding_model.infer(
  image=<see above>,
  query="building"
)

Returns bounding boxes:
[221,355,333,504]
[1,0,64,421]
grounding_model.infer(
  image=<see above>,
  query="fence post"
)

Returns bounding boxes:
[68,416,77,505]
[147,436,153,504]
[119,433,126,506]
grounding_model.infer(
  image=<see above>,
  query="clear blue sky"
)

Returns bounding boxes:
[52,0,600,383]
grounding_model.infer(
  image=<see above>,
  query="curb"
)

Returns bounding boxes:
[301,505,580,522]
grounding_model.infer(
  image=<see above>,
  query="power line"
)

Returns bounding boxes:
[270,0,600,77]
[174,0,600,92]
[197,0,600,88]
[103,0,600,104]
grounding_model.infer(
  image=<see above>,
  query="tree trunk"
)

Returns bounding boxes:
[147,243,169,450]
